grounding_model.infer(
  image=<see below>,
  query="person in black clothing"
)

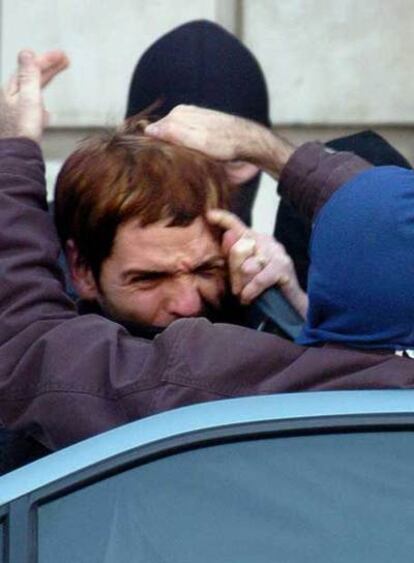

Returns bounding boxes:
[126,19,412,289]
[125,19,270,227]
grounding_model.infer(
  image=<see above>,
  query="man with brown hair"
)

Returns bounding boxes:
[0,49,413,458]
[54,116,307,337]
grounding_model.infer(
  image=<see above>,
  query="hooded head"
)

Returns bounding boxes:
[298,166,414,351]
[126,20,270,126]
[125,20,270,225]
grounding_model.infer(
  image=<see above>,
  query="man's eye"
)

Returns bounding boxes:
[197,265,225,278]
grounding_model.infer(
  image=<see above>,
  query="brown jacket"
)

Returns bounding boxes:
[0,138,412,451]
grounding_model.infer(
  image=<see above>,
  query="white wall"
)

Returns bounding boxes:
[1,0,237,126]
[3,0,413,127]
[245,0,414,125]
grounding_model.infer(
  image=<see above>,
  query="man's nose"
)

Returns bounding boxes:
[167,276,203,318]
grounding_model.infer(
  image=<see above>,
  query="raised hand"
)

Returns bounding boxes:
[0,49,69,142]
[37,50,70,88]
[207,208,308,317]
[145,104,295,180]
[145,105,247,161]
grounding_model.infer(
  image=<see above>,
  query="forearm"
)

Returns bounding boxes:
[236,120,296,178]
[0,139,151,448]
[236,123,373,223]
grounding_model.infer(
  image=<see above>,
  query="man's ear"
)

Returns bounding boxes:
[65,239,99,300]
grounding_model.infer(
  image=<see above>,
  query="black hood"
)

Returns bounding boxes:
[125,20,270,225]
[126,20,270,126]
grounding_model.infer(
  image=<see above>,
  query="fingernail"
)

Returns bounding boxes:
[206,209,222,221]
[19,50,35,64]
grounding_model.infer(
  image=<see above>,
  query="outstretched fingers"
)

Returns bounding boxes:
[0,48,68,142]
[37,50,70,88]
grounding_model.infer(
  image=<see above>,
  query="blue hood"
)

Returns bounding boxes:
[298,166,414,350]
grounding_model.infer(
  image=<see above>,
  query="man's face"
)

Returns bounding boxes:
[94,217,227,327]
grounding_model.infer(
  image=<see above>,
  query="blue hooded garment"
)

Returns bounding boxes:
[298,166,414,350]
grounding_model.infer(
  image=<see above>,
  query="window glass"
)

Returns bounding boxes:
[38,431,414,563]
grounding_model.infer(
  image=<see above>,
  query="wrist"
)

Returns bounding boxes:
[238,122,295,178]
[256,128,295,178]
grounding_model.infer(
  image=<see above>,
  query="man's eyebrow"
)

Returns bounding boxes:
[121,257,226,281]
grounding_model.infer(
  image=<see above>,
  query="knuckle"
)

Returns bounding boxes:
[255,270,270,287]
[161,122,175,138]
[247,277,260,293]
[241,261,252,275]
[244,259,260,275]
[222,230,234,251]
[275,241,288,255]
[171,105,183,115]
[231,239,247,256]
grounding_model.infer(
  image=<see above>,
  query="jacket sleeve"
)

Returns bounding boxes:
[0,138,305,450]
[2,138,410,452]
[277,142,373,222]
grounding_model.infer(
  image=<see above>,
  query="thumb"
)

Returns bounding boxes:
[206,209,247,238]
[206,209,250,254]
